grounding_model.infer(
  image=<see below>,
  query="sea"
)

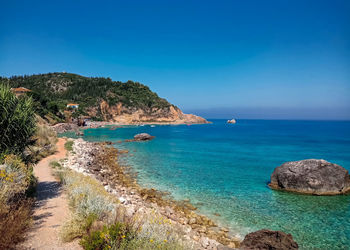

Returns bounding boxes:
[61,119,350,249]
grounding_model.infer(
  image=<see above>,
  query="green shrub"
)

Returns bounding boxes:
[0,84,36,156]
[80,222,134,250]
[0,155,35,204]
[58,170,116,241]
[57,169,186,250]
[64,141,74,151]
[50,161,61,169]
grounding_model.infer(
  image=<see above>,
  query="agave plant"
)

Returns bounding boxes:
[0,84,36,156]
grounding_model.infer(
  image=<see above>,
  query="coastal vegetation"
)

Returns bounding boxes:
[0,84,36,156]
[27,118,58,163]
[64,140,74,152]
[0,84,37,248]
[55,166,186,249]
[0,154,35,249]
[0,83,59,248]
[1,73,172,123]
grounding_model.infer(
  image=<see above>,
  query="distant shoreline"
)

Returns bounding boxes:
[52,120,212,134]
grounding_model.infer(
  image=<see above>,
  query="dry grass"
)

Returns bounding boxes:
[55,166,187,249]
[0,199,34,249]
[56,169,116,241]
[28,122,58,163]
[0,155,35,249]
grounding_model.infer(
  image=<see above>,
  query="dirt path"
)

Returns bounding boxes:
[20,138,81,250]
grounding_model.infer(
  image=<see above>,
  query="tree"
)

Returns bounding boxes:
[0,84,36,156]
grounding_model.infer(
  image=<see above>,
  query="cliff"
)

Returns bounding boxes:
[1,72,208,124]
[98,100,207,124]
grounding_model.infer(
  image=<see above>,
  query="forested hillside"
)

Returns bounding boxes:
[1,72,207,124]
[0,73,172,122]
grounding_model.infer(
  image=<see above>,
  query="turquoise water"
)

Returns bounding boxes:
[63,120,350,249]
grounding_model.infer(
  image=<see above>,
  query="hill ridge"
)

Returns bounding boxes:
[1,72,207,124]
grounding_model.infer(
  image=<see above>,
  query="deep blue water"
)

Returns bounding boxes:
[62,120,350,249]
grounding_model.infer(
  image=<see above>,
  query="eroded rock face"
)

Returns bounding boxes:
[96,100,209,124]
[269,159,350,195]
[240,229,298,250]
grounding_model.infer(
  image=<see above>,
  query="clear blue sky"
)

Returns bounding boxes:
[1,0,349,119]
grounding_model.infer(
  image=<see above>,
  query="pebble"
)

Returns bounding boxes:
[119,197,126,204]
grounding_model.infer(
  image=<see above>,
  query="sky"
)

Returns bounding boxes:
[1,0,349,119]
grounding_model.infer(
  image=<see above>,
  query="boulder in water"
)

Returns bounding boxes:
[76,131,84,136]
[240,229,299,250]
[125,133,155,142]
[134,133,155,141]
[269,159,350,195]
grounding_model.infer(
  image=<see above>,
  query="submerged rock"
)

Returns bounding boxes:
[240,229,298,250]
[269,159,350,195]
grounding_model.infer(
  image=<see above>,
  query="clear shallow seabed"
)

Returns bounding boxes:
[62,120,350,249]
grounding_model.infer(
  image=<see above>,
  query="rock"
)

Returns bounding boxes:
[220,227,229,233]
[52,123,79,133]
[119,197,127,204]
[217,244,234,250]
[199,237,210,248]
[192,235,200,241]
[227,242,237,248]
[240,229,298,250]
[189,218,197,225]
[125,206,136,217]
[133,133,155,141]
[77,118,86,127]
[269,159,350,195]
[91,165,101,172]
[227,119,236,124]
[165,206,174,215]
[76,131,84,136]
[125,133,155,142]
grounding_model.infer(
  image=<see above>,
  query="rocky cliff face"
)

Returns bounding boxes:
[95,100,208,124]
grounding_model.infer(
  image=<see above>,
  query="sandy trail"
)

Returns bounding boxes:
[19,138,81,250]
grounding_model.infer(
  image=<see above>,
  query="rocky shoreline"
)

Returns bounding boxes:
[62,138,241,249]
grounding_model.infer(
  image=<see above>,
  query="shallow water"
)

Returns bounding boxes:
[62,120,350,249]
